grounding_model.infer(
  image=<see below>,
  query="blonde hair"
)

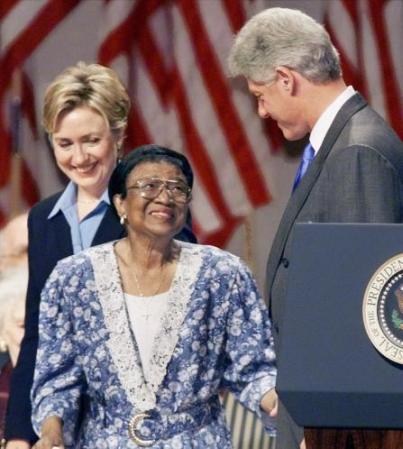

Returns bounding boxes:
[43,62,130,139]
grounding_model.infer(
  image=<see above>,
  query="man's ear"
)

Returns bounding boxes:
[275,66,295,94]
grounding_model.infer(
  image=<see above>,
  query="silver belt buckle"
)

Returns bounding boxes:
[128,412,156,447]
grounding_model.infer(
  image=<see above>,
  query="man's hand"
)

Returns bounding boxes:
[5,440,31,449]
[260,388,278,417]
[31,417,64,449]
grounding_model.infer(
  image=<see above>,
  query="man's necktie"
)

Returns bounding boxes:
[292,142,315,191]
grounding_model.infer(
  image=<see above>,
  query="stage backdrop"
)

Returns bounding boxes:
[0,1,402,448]
[0,0,401,287]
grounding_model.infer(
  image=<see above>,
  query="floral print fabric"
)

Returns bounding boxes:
[31,241,276,448]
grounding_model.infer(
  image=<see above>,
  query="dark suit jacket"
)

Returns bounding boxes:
[266,93,403,449]
[5,191,196,442]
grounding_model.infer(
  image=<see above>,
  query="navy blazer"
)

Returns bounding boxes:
[5,191,196,442]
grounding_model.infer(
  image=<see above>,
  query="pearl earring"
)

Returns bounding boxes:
[120,214,127,225]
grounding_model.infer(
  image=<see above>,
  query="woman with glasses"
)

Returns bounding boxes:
[31,145,278,449]
[5,64,195,449]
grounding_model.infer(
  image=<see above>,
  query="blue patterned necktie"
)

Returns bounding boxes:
[292,142,315,191]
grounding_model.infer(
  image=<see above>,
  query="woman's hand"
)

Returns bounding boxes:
[260,388,278,417]
[32,417,64,449]
[5,440,31,449]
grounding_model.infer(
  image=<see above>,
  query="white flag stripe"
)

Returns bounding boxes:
[133,56,181,150]
[150,7,175,71]
[197,0,235,79]
[190,176,223,234]
[0,0,47,52]
[172,6,252,216]
[109,55,130,90]
[327,0,358,69]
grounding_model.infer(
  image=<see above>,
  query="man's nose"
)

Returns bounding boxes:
[258,103,270,119]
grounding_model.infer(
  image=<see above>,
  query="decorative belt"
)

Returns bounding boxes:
[128,399,221,446]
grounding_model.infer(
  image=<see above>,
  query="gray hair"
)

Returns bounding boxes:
[228,7,341,84]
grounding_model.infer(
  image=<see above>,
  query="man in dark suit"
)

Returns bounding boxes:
[228,7,403,449]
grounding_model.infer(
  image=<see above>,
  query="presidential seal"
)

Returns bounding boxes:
[363,254,403,364]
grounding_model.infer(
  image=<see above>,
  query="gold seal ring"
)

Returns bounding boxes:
[128,412,156,447]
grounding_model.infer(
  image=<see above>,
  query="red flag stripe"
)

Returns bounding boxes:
[126,107,152,151]
[0,0,20,21]
[221,0,246,33]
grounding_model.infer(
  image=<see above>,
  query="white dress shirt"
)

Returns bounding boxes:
[310,85,356,154]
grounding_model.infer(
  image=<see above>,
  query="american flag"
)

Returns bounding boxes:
[325,0,402,139]
[1,0,401,238]
[0,0,282,246]
[97,0,283,246]
[0,1,402,448]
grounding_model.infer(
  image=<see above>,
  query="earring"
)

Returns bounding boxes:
[120,214,127,225]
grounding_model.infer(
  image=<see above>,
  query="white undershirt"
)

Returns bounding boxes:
[310,85,356,154]
[124,292,169,377]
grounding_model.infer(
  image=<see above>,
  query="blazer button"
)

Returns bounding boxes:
[281,257,289,268]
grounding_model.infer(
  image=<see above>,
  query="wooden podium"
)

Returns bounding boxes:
[276,223,403,449]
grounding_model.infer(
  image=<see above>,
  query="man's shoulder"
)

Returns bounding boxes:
[332,95,402,157]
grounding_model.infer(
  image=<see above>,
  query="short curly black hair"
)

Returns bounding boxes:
[108,144,194,207]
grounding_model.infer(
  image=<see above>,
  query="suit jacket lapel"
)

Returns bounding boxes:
[50,212,74,261]
[266,93,368,297]
[92,207,125,246]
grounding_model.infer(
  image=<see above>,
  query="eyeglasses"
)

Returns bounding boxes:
[127,178,192,203]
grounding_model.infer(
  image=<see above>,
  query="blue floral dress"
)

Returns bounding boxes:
[31,241,276,448]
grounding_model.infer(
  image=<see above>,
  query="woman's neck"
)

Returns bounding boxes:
[76,187,105,221]
[123,235,178,270]
[76,185,105,204]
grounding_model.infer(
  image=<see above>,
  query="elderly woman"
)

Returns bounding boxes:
[5,64,194,449]
[31,145,277,449]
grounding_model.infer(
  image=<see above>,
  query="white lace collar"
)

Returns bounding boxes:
[88,240,203,412]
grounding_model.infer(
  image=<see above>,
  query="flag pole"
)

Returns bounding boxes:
[9,69,23,219]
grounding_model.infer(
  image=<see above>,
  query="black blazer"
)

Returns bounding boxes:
[5,191,196,442]
[265,93,403,449]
